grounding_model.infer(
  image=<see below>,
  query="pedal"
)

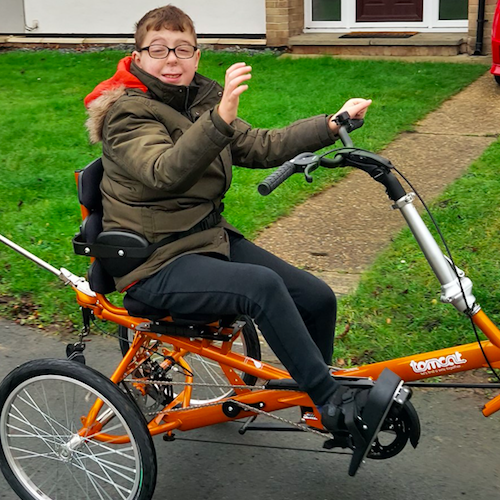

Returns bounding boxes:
[347,368,409,476]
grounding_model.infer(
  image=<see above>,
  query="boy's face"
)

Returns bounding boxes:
[132,28,200,87]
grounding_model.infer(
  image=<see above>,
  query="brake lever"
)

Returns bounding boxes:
[304,163,318,183]
[291,153,321,183]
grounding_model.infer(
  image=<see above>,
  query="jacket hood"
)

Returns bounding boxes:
[84,56,147,108]
[84,56,147,144]
[84,56,207,144]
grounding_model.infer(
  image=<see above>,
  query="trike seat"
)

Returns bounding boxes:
[72,158,235,325]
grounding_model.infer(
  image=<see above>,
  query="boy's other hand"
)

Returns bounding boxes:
[329,98,372,134]
[218,62,252,125]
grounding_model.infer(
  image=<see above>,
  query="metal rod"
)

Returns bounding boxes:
[398,202,456,286]
[0,233,61,277]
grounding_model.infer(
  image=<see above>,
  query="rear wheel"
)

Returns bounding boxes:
[495,75,500,85]
[0,359,157,500]
[118,317,261,405]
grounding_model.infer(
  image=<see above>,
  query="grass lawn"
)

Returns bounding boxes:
[0,48,488,329]
[335,138,500,365]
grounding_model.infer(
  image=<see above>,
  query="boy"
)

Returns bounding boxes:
[85,4,375,434]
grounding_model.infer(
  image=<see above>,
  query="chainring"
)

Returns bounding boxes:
[367,404,414,460]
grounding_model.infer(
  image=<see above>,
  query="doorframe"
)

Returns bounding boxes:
[304,0,468,32]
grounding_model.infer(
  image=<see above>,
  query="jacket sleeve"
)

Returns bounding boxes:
[229,114,338,169]
[103,96,234,194]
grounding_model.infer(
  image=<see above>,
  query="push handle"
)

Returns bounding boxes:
[258,161,296,196]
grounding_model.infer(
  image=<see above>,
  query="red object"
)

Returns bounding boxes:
[491,0,500,82]
[84,56,148,108]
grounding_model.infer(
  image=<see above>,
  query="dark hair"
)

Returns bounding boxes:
[135,5,197,50]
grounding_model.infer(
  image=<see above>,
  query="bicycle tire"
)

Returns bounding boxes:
[118,316,261,405]
[0,358,157,500]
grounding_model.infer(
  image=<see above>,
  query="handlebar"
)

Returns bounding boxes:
[258,113,363,196]
[257,113,407,203]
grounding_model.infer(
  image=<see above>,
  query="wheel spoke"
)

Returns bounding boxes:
[8,406,63,453]
[76,448,137,477]
[8,445,59,461]
[62,458,104,500]
[17,391,73,435]
[82,439,136,460]
[71,456,132,498]
[75,455,129,498]
[193,355,227,399]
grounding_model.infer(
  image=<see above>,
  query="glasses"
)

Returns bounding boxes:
[140,44,198,60]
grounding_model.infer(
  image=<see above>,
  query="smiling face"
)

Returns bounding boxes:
[132,28,200,86]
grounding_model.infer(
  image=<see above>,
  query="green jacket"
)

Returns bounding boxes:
[85,62,338,291]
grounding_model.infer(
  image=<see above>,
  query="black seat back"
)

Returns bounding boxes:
[74,159,115,294]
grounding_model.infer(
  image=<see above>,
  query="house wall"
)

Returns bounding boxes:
[20,0,266,35]
[468,0,497,55]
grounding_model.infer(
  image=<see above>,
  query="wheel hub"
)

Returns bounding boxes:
[57,434,84,462]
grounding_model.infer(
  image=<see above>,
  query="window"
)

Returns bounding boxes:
[439,0,468,21]
[312,0,341,22]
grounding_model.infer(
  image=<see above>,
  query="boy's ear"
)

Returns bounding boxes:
[194,49,201,71]
[131,50,142,66]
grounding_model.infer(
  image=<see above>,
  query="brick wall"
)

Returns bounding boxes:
[468,0,497,54]
[265,0,304,47]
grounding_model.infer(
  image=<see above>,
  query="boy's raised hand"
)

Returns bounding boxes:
[218,62,252,125]
[329,98,372,134]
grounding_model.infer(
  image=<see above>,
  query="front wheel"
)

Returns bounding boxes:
[0,359,157,500]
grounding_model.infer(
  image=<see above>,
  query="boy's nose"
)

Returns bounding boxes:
[166,50,178,63]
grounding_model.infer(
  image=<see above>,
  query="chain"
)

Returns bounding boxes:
[123,377,329,438]
[226,400,330,439]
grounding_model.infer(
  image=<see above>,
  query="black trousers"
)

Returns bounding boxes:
[128,232,339,406]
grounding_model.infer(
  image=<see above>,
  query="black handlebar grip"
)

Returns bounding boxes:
[258,161,296,196]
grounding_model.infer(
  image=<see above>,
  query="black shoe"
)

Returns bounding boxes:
[321,386,368,435]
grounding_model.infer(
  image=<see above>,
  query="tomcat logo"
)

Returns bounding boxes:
[410,352,467,374]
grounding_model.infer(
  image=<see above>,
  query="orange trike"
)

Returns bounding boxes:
[1,115,499,500]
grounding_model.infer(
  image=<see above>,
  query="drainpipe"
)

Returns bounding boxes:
[473,0,487,55]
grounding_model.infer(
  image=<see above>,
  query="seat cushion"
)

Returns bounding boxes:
[123,294,170,320]
[122,294,236,325]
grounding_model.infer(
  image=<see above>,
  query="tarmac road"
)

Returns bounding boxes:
[0,318,499,500]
